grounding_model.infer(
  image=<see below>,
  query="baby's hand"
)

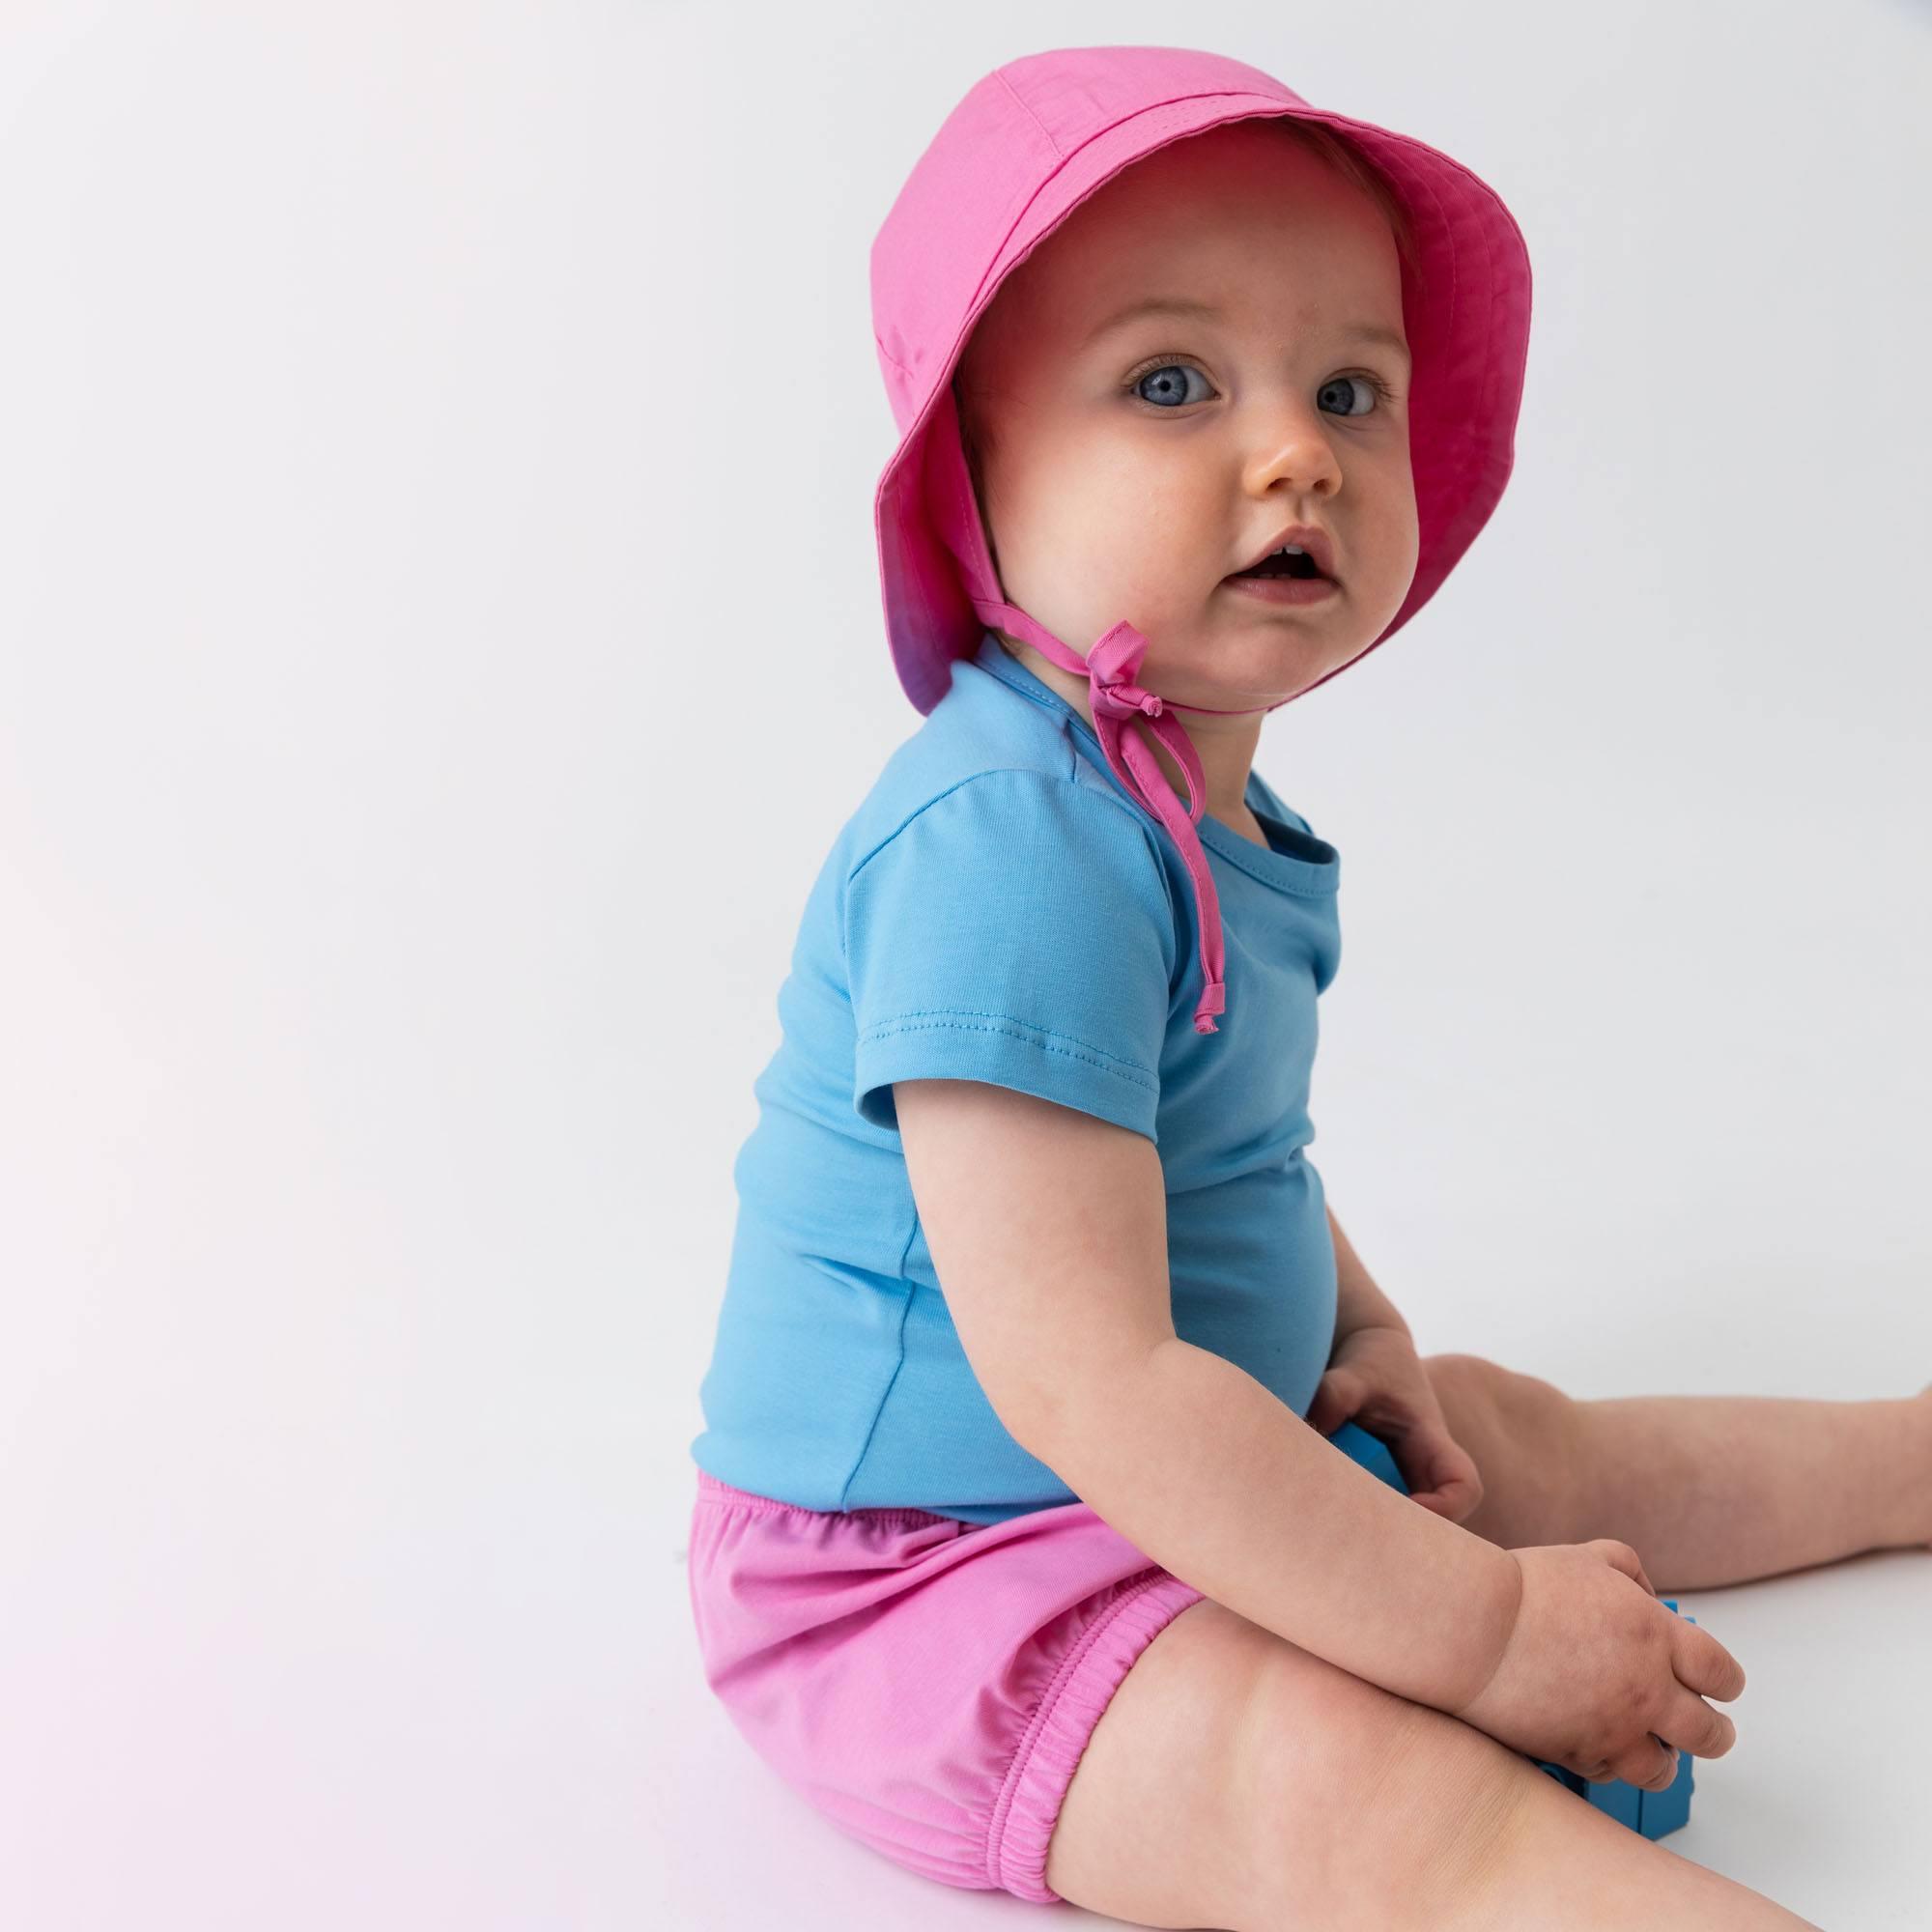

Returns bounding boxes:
[1306,1323,1485,1523]
[1446,1541,1745,1789]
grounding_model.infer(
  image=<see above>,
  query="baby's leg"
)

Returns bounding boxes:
[1046,1596,1820,1930]
[1422,1352,1932,1592]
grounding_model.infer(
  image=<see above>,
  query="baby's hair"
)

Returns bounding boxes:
[954,117,1417,536]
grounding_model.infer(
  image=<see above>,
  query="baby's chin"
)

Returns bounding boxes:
[1189,607,1379,692]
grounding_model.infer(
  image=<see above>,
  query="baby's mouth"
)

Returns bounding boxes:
[1226,546,1331,582]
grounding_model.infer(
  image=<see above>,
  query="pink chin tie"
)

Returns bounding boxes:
[971,598,1289,1037]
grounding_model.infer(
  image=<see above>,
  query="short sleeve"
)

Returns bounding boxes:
[842,769,1179,1142]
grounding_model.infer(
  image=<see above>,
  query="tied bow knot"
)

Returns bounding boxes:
[1090,677,1164,724]
[1082,622,1205,830]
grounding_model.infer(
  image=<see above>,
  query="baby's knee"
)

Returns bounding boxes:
[1428,1351,1577,1435]
[1426,1351,1591,1534]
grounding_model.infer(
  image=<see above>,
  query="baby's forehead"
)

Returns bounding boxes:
[958,128,1407,392]
[997,216,1404,358]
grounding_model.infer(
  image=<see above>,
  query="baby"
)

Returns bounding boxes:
[687,45,1928,1932]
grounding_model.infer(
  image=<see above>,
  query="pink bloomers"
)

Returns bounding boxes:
[686,1469,1208,1904]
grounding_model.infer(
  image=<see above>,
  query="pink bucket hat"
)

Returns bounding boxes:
[870,45,1532,1034]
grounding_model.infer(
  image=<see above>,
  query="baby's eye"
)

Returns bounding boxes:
[1132,362,1213,409]
[1318,374,1385,417]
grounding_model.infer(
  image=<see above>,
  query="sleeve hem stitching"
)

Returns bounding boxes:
[856,1011,1158,1092]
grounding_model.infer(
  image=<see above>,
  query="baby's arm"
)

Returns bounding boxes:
[894,1076,1521,1717]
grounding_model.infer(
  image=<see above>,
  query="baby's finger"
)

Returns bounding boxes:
[1605,1734,1680,1792]
[1406,1474,1483,1522]
[1672,1621,1747,1702]
[1655,1685,1737,1761]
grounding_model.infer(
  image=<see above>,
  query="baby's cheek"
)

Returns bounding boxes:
[1361,495,1422,610]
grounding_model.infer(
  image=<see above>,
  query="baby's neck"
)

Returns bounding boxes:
[1220,804,1273,850]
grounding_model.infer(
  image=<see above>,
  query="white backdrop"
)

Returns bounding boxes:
[3,2,1928,1926]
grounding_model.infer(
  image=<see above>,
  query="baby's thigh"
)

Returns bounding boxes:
[1044,1595,1542,1932]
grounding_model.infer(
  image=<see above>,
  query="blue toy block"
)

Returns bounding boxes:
[1638,1749,1694,1838]
[1323,1420,1699,1841]
[1326,1417,1406,1492]
[1582,1773,1642,1829]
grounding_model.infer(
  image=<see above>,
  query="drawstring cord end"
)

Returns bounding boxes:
[1192,980,1226,1035]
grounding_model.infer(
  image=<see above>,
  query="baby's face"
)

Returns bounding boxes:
[954,122,1420,709]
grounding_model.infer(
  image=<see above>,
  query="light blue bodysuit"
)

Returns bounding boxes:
[690,631,1343,1523]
